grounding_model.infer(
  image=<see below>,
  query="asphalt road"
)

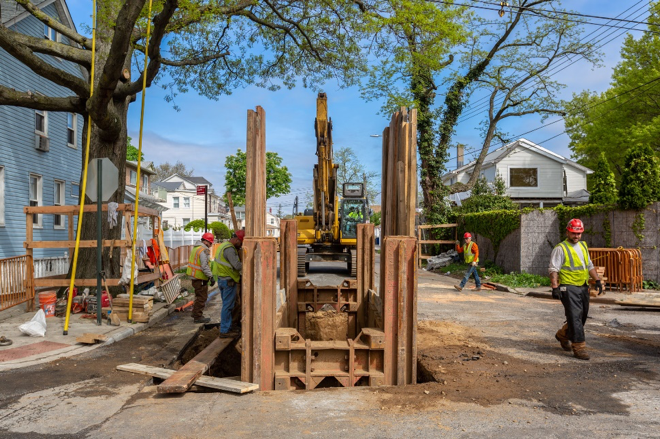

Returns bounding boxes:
[1,259,659,438]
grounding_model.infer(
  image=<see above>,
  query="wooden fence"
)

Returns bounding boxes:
[0,255,35,311]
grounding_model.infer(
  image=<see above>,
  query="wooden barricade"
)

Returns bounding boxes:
[0,255,35,311]
[417,224,458,267]
[589,248,643,293]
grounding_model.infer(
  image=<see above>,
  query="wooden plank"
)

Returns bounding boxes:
[157,337,234,393]
[418,224,458,229]
[25,240,131,249]
[33,272,160,287]
[76,333,108,344]
[117,363,259,393]
[419,240,457,245]
[23,203,159,217]
[226,192,239,231]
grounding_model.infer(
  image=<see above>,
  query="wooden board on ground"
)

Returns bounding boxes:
[615,299,660,308]
[157,337,234,393]
[76,333,108,344]
[117,363,258,393]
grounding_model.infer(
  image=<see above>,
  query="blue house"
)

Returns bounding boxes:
[0,0,85,259]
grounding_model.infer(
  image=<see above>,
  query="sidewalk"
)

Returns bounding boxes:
[0,287,219,372]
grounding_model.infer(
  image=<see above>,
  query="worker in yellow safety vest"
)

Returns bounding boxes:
[550,218,603,360]
[211,230,245,337]
[454,232,481,292]
[187,232,215,323]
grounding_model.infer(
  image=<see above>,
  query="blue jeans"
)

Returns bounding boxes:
[217,278,237,333]
[460,265,481,288]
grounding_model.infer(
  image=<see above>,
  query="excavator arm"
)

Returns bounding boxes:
[313,93,338,241]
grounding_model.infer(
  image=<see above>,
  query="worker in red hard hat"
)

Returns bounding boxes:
[211,230,244,337]
[187,232,216,323]
[454,232,481,292]
[549,218,603,360]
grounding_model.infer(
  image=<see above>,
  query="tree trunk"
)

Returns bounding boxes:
[466,121,497,188]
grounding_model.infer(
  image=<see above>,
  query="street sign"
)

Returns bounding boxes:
[196,185,207,195]
[85,158,119,202]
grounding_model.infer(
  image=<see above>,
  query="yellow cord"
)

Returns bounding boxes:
[63,0,96,335]
[128,0,154,322]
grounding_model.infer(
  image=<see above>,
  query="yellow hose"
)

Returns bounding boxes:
[63,0,97,335]
[128,0,154,322]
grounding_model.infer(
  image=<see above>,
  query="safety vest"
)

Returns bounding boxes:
[463,242,478,264]
[556,240,590,286]
[186,245,209,280]
[212,241,240,283]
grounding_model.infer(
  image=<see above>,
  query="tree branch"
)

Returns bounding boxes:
[0,85,85,113]
[160,51,230,67]
[14,0,91,49]
[0,24,88,96]
[3,26,91,67]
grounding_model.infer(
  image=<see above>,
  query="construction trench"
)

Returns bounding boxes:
[169,105,421,392]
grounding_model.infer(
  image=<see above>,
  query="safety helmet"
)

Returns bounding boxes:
[566,218,584,233]
[234,230,246,242]
[464,232,472,239]
[201,232,214,243]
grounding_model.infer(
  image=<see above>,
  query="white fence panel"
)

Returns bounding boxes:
[34,256,70,278]
[163,228,203,249]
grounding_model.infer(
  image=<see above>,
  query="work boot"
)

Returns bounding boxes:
[454,285,463,292]
[474,286,482,292]
[193,316,211,324]
[572,342,590,360]
[555,323,572,351]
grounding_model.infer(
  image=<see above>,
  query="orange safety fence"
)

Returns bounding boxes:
[0,255,35,311]
[589,248,643,293]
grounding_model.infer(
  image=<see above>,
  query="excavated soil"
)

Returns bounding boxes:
[305,310,349,341]
[174,327,241,380]
[373,320,659,416]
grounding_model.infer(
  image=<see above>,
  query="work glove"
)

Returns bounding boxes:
[471,261,477,267]
[551,287,562,300]
[209,278,216,287]
[455,240,460,246]
[595,279,603,296]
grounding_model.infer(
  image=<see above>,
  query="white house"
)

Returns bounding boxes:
[442,138,593,207]
[151,174,230,228]
[234,206,281,237]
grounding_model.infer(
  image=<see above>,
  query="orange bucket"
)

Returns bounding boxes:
[39,291,57,317]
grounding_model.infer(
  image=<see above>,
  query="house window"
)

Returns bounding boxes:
[35,109,47,135]
[29,174,43,227]
[183,218,190,226]
[173,197,179,208]
[71,182,79,198]
[129,170,137,185]
[0,167,4,226]
[44,25,59,41]
[67,113,76,147]
[54,180,64,228]
[141,175,148,192]
[509,168,538,187]
[271,218,275,225]
[184,197,190,208]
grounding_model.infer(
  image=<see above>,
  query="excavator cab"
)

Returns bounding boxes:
[340,183,368,240]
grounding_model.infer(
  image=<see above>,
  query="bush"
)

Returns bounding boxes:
[618,144,660,210]
[184,220,231,240]
[590,152,618,205]
[489,272,551,288]
[457,194,518,214]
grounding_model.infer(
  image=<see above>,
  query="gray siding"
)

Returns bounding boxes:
[564,165,587,195]
[496,148,564,198]
[0,4,84,258]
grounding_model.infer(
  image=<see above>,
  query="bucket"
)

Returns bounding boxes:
[39,291,57,318]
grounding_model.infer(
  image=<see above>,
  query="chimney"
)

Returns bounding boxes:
[457,144,464,168]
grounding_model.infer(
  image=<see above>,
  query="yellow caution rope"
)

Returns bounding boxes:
[128,0,154,323]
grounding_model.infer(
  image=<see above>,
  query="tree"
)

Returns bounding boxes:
[370,211,381,226]
[154,160,194,182]
[126,136,143,161]
[618,144,660,210]
[589,153,618,205]
[457,175,517,213]
[224,150,292,206]
[334,146,379,204]
[564,1,660,177]
[184,220,231,240]
[357,0,467,224]
[0,0,372,283]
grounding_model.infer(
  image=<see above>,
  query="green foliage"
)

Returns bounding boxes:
[632,212,646,244]
[335,147,379,204]
[489,272,551,289]
[457,194,518,214]
[471,175,490,196]
[493,173,506,196]
[126,137,143,161]
[459,209,522,255]
[565,2,660,178]
[643,279,660,290]
[223,150,292,206]
[183,220,231,240]
[603,216,612,248]
[370,211,381,226]
[618,144,660,210]
[589,153,618,204]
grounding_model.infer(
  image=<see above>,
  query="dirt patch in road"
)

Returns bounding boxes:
[376,319,658,416]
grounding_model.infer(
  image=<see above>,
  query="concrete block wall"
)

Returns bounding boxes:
[474,228,521,274]
[519,210,560,276]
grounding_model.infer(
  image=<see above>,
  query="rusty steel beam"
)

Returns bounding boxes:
[241,238,277,390]
[381,236,417,386]
[280,220,298,328]
[245,106,266,237]
[357,223,375,332]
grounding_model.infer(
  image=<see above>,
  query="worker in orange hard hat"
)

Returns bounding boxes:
[187,232,216,323]
[550,218,603,360]
[454,232,481,292]
[212,230,245,337]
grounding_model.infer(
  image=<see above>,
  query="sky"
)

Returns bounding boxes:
[63,0,654,212]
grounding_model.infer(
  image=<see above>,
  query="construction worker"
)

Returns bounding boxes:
[550,218,603,360]
[348,207,362,220]
[212,230,245,337]
[187,232,216,323]
[454,232,481,292]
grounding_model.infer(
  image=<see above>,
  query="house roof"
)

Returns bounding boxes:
[126,160,156,175]
[152,181,183,191]
[442,138,593,179]
[187,176,212,186]
[124,187,169,212]
[2,0,75,30]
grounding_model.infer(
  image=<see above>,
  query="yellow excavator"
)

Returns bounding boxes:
[296,93,369,277]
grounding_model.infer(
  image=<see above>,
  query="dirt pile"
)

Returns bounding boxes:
[305,310,348,341]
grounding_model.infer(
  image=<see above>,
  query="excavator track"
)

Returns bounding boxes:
[297,248,308,277]
[348,249,357,277]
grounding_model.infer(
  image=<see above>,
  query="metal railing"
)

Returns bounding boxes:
[0,254,35,311]
[589,248,643,293]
